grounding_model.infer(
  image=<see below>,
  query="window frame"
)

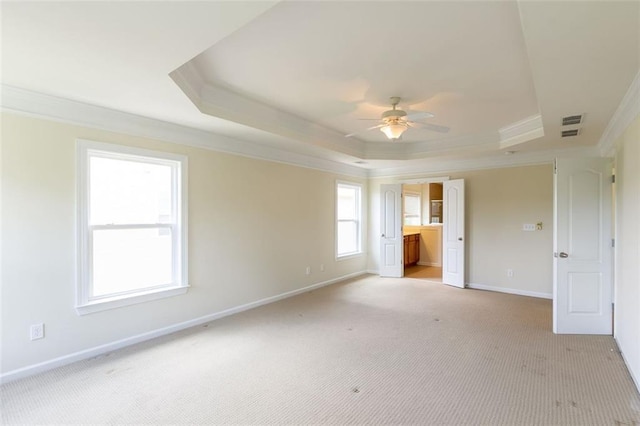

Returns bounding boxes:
[335,181,363,259]
[76,140,188,315]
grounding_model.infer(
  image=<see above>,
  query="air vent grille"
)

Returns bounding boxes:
[562,129,580,138]
[562,115,583,126]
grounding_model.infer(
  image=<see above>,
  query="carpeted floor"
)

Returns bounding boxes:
[2,275,639,425]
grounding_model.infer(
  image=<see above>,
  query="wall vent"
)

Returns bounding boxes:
[562,114,583,126]
[562,129,580,138]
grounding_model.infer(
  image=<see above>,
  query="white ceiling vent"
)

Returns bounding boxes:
[562,114,584,126]
[561,129,581,138]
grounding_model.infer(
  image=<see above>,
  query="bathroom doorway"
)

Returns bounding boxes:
[401,182,444,283]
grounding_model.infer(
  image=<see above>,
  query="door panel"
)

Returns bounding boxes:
[568,273,602,313]
[554,158,612,334]
[569,171,601,261]
[380,184,403,277]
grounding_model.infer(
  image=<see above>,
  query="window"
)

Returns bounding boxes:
[77,140,188,314]
[403,192,421,226]
[336,182,362,258]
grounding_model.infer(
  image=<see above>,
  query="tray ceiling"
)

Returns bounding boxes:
[2,1,639,174]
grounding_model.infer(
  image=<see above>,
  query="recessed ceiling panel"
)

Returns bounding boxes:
[191,1,540,143]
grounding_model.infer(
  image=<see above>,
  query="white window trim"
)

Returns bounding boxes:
[76,140,188,315]
[336,180,363,259]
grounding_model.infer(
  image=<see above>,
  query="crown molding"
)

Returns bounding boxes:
[362,131,500,161]
[498,114,544,149]
[1,84,613,182]
[406,132,500,159]
[171,63,366,158]
[367,146,599,179]
[0,85,367,178]
[598,69,640,156]
[168,61,206,111]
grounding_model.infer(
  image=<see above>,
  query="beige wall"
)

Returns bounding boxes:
[369,164,554,296]
[4,108,636,391]
[419,226,442,266]
[614,115,640,390]
[1,113,367,375]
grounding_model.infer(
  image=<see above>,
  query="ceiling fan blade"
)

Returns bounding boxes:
[345,124,386,138]
[404,111,435,121]
[357,118,383,121]
[407,121,450,133]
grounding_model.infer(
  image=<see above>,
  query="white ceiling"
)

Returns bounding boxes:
[2,1,639,175]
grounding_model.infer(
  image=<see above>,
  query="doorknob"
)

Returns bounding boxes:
[381,233,385,238]
[559,252,569,258]
[458,237,463,241]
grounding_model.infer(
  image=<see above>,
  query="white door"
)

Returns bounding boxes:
[554,158,612,334]
[379,184,403,278]
[443,179,465,288]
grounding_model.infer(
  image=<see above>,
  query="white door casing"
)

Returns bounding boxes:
[443,179,465,288]
[379,184,403,278]
[554,158,612,335]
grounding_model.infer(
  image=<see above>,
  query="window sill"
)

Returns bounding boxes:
[336,252,364,261]
[76,285,189,315]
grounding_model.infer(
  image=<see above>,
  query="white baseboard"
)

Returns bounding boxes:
[0,271,367,384]
[616,338,640,395]
[467,283,552,299]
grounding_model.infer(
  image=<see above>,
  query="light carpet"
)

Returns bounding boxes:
[2,275,639,425]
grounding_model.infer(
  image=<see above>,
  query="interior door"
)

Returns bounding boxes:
[554,158,612,334]
[443,179,465,288]
[379,184,403,278]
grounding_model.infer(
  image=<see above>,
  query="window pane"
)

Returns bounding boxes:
[92,228,173,297]
[337,221,358,255]
[337,186,357,220]
[404,194,420,214]
[404,193,421,226]
[405,216,421,226]
[90,156,173,225]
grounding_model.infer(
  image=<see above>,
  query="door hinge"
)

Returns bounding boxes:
[612,238,615,248]
[553,159,558,175]
[612,175,616,183]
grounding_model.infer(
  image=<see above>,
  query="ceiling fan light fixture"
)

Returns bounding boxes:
[381,123,407,140]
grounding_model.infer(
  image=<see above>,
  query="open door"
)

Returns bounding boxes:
[379,184,403,277]
[554,158,612,334]
[443,179,465,288]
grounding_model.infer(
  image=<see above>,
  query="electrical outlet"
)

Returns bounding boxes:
[30,323,44,341]
[522,224,536,231]
[507,269,514,278]
[305,266,311,275]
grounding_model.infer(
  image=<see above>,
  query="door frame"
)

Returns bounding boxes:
[393,176,452,278]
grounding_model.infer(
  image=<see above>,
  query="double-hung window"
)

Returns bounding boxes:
[336,182,362,258]
[403,192,421,226]
[77,140,188,314]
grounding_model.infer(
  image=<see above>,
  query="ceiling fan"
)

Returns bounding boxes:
[346,96,449,140]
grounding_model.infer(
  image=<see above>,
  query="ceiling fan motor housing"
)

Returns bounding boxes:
[382,108,407,122]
